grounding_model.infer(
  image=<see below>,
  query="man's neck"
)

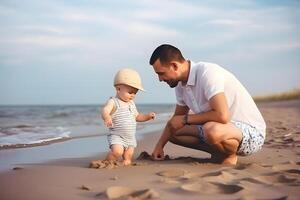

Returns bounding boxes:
[181,60,190,85]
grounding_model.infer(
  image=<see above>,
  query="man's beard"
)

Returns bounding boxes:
[166,80,179,88]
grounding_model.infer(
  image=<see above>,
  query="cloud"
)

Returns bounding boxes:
[15,35,81,47]
[0,5,16,16]
[61,10,180,37]
[1,0,300,104]
[131,0,213,21]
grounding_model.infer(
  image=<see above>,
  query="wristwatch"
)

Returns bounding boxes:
[183,113,190,125]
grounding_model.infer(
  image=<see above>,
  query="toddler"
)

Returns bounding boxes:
[101,68,155,165]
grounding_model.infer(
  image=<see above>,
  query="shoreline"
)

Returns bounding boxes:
[1,98,297,151]
[0,99,299,199]
[0,123,167,172]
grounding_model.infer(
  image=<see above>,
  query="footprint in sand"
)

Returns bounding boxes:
[180,172,200,180]
[238,180,288,199]
[156,169,186,178]
[285,169,300,175]
[105,186,134,199]
[234,163,270,174]
[201,170,236,184]
[104,186,159,199]
[271,161,299,171]
[252,173,300,186]
[181,182,243,194]
[159,178,180,184]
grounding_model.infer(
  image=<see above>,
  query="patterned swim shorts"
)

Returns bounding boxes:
[197,121,265,156]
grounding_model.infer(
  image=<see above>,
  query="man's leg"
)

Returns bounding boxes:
[169,125,219,156]
[202,122,242,165]
[169,122,242,165]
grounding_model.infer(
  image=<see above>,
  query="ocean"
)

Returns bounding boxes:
[0,104,174,149]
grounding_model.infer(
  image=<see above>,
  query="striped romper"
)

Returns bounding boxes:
[107,97,138,148]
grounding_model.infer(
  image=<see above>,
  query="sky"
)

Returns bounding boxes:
[0,0,299,105]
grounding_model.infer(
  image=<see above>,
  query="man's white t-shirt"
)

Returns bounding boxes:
[175,61,266,137]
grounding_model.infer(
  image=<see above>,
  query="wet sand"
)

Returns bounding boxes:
[0,99,299,200]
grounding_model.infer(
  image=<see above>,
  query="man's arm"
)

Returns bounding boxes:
[187,92,230,125]
[157,104,189,146]
[152,104,189,160]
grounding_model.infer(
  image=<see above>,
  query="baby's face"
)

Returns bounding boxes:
[116,84,138,102]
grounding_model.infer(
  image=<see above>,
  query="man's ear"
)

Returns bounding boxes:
[170,61,178,71]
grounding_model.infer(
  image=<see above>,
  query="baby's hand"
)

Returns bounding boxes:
[148,112,156,120]
[104,116,113,127]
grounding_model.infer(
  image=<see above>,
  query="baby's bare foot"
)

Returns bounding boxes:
[123,159,132,166]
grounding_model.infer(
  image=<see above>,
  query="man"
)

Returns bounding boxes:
[149,44,266,165]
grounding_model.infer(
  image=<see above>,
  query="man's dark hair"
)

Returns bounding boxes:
[149,44,185,65]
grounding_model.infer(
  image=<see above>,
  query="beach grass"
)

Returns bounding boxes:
[253,88,300,102]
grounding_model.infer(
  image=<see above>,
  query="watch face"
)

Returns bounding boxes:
[183,114,188,125]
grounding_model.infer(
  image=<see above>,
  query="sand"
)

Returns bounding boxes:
[0,99,299,200]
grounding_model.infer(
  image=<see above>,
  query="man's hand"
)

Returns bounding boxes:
[151,145,165,161]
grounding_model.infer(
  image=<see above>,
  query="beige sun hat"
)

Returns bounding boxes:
[114,68,145,91]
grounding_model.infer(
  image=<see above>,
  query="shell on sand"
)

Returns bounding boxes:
[12,167,23,170]
[80,185,91,191]
[106,186,135,199]
[157,169,186,178]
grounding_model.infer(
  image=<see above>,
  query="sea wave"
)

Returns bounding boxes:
[0,105,174,149]
[0,126,70,148]
[47,112,71,118]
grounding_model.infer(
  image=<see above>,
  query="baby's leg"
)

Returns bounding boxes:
[106,144,124,161]
[122,147,134,166]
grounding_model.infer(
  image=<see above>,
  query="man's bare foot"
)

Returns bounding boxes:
[221,154,238,165]
[123,159,132,166]
[211,154,238,165]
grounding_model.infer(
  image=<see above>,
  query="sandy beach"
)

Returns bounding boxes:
[0,99,299,200]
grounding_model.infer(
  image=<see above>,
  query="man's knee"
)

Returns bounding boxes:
[167,119,177,131]
[203,122,222,144]
[169,134,179,145]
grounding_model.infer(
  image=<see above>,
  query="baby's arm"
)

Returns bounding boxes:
[101,99,115,127]
[136,112,156,122]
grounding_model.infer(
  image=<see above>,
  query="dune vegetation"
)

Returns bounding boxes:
[253,89,300,102]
